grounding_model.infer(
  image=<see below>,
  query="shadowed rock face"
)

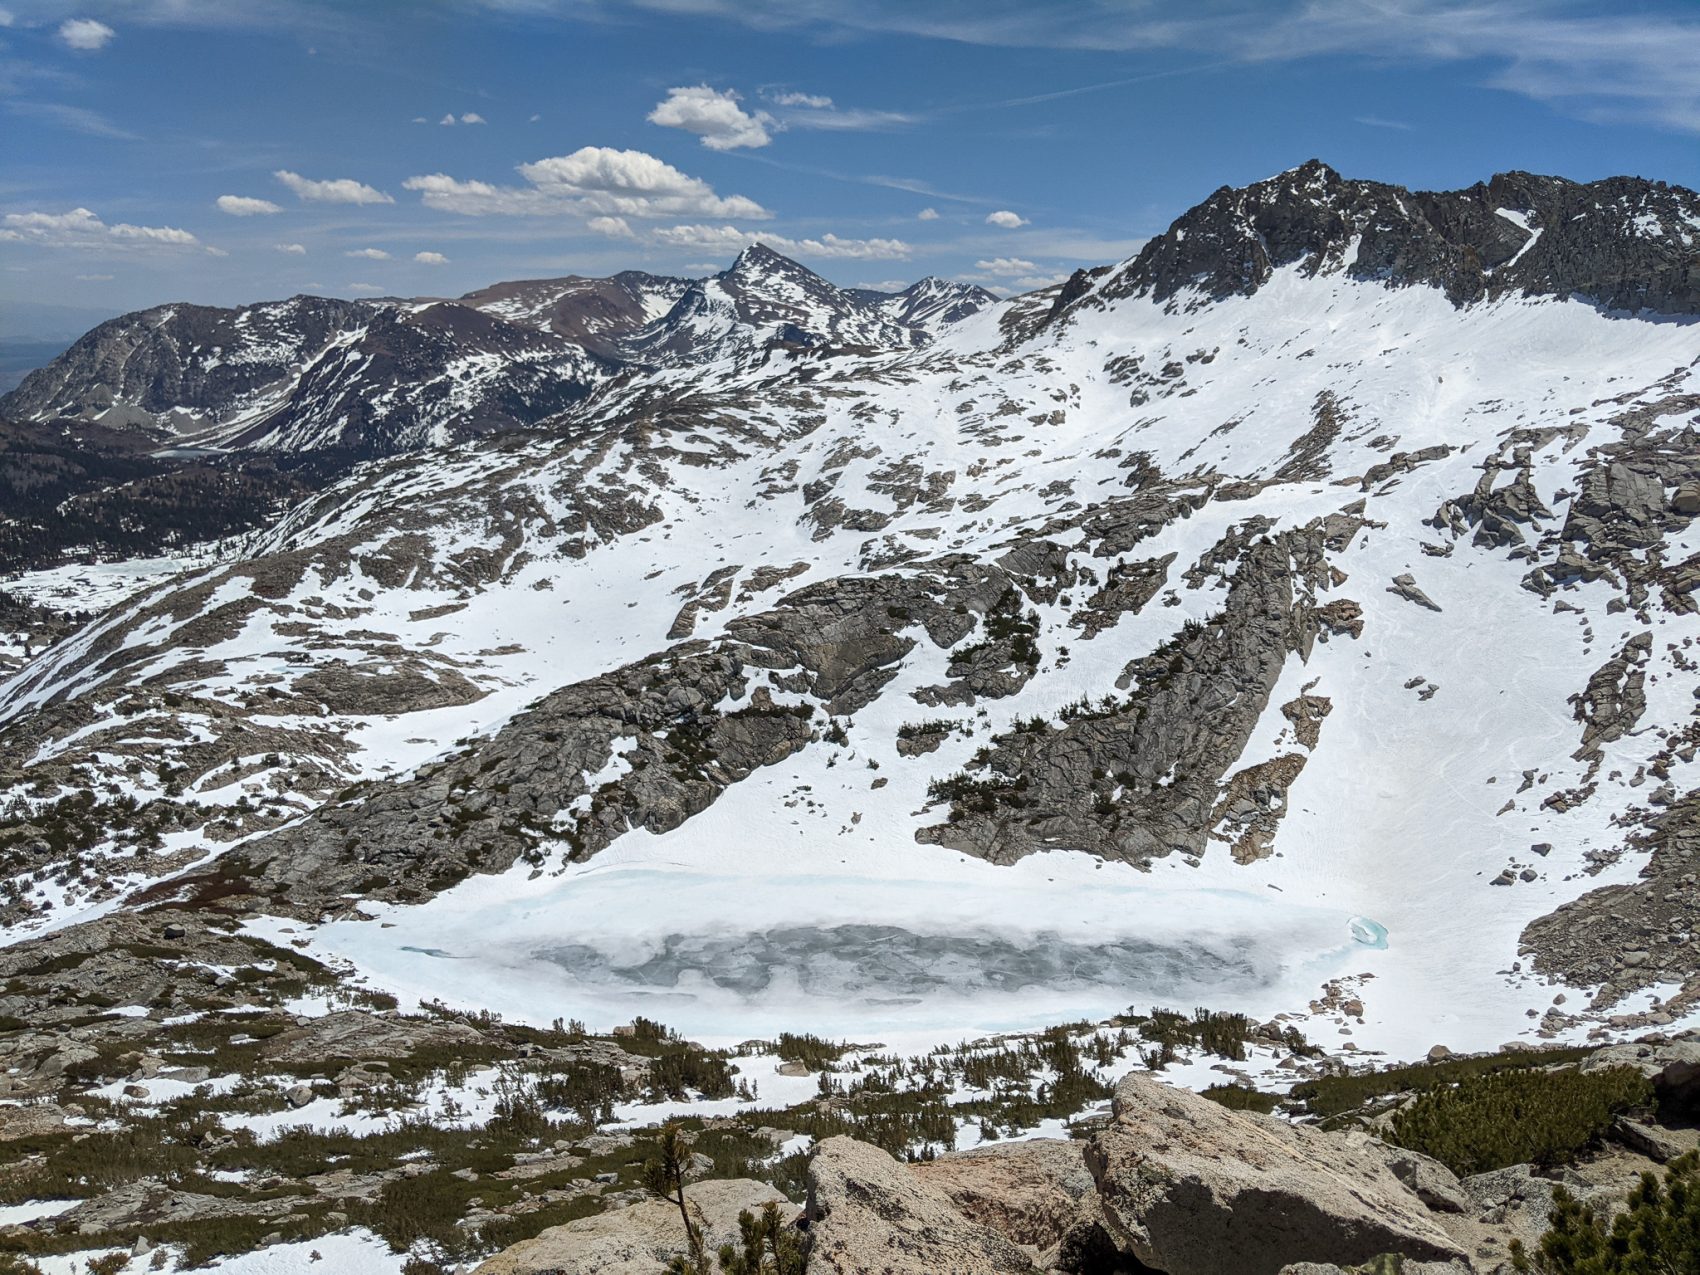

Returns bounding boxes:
[1086,1072,1470,1275]
[1083,160,1700,316]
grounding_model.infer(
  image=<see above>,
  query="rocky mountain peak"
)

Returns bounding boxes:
[1076,160,1700,321]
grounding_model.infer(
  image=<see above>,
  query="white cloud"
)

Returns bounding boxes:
[1355,115,1414,131]
[653,0,1700,137]
[1,206,197,250]
[58,18,114,50]
[275,169,393,205]
[75,273,112,281]
[460,112,486,125]
[439,112,457,126]
[648,84,773,150]
[439,111,489,126]
[347,282,384,294]
[204,245,229,257]
[216,194,282,216]
[974,256,1039,275]
[110,222,199,243]
[346,247,390,259]
[1013,272,1070,290]
[766,91,833,108]
[917,207,940,221]
[587,215,635,238]
[985,209,1028,228]
[652,224,911,260]
[414,250,448,264]
[0,8,14,27]
[412,116,429,124]
[529,113,542,122]
[758,88,912,132]
[406,146,769,220]
[275,242,307,254]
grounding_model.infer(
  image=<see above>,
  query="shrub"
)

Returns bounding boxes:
[1200,1084,1279,1114]
[1386,1065,1652,1177]
[1512,1150,1700,1273]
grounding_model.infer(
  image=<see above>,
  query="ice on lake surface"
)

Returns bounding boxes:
[294,848,1371,1047]
[537,923,1265,1002]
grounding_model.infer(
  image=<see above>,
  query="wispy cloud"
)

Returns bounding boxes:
[1354,115,1415,132]
[651,224,911,260]
[275,169,393,205]
[5,100,139,140]
[577,0,1700,136]
[0,206,197,250]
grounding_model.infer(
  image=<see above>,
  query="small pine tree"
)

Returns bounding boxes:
[716,1202,807,1275]
[649,1123,710,1274]
[1513,1150,1700,1273]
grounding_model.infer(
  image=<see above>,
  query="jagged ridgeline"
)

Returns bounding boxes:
[3,159,1700,1073]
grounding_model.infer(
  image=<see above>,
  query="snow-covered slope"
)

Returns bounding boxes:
[2,250,997,466]
[3,162,1699,1063]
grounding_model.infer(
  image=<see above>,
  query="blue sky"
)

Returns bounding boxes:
[2,0,1698,332]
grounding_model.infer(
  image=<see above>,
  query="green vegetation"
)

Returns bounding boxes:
[1513,1151,1700,1274]
[1288,1045,1594,1121]
[773,1032,852,1071]
[1386,1065,1652,1177]
[1201,1083,1280,1113]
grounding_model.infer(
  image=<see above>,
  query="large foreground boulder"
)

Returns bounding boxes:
[1086,1072,1469,1275]
[472,1177,789,1274]
[910,1138,1107,1264]
[806,1134,1039,1274]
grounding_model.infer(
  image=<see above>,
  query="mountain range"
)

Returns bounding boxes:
[2,158,1700,1063]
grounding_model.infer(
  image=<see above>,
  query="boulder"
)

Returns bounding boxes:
[1342,1135,1470,1214]
[1582,1038,1700,1113]
[0,1102,67,1140]
[1086,1072,1468,1275]
[806,1135,1038,1274]
[472,1177,789,1274]
[910,1138,1102,1257]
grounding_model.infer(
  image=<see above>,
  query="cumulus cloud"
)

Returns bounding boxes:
[917,207,940,221]
[216,194,281,216]
[439,111,487,126]
[204,245,229,257]
[414,250,448,264]
[275,169,393,205]
[346,247,390,259]
[985,209,1029,228]
[651,224,911,260]
[1014,273,1070,290]
[648,85,773,150]
[58,18,114,50]
[0,207,197,250]
[460,112,485,125]
[275,242,307,254]
[405,146,769,220]
[974,256,1038,275]
[587,215,635,238]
